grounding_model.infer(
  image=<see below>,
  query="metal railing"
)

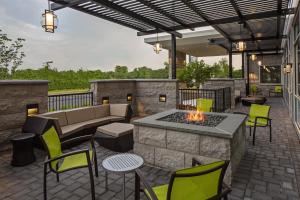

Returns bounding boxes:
[177,87,231,112]
[48,92,94,112]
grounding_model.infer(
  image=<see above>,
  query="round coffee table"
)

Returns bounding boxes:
[11,133,36,166]
[102,153,144,200]
[241,96,266,106]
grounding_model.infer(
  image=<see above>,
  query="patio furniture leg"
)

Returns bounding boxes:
[269,123,272,143]
[56,173,59,182]
[249,126,252,136]
[105,171,108,190]
[123,174,126,200]
[224,195,228,200]
[87,161,95,200]
[43,163,47,200]
[135,171,140,200]
[253,125,257,146]
[94,155,98,177]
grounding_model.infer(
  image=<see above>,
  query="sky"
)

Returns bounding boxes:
[0,0,241,72]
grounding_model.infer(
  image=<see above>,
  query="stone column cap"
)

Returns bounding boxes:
[0,80,49,85]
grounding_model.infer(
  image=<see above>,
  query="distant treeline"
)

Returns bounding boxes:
[10,65,169,91]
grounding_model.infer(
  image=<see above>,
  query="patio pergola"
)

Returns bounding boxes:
[50,0,295,85]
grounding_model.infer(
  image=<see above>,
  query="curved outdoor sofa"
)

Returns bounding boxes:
[23,104,132,148]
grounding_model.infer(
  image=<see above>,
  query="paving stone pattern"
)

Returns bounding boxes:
[0,98,299,200]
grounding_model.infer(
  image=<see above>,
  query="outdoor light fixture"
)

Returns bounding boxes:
[283,66,287,74]
[127,94,132,102]
[235,23,246,51]
[235,41,246,52]
[41,1,58,33]
[102,97,109,104]
[26,104,39,117]
[250,54,257,61]
[249,73,257,82]
[159,94,166,102]
[257,60,262,66]
[153,32,162,54]
[286,63,292,73]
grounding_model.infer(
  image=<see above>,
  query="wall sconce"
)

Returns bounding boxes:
[286,63,292,73]
[127,94,132,102]
[283,66,287,74]
[250,54,257,61]
[159,94,166,102]
[102,97,109,104]
[26,104,39,117]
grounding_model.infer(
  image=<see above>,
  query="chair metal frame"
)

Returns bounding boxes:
[134,159,231,200]
[41,133,98,200]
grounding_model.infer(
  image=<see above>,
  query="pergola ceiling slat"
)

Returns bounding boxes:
[50,0,294,52]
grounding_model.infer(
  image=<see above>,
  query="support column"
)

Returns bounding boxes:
[241,52,245,78]
[246,53,250,96]
[229,43,233,78]
[171,34,177,79]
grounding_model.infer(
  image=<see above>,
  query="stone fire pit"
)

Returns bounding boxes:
[133,109,247,184]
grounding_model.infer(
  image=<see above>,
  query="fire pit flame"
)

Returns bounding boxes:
[187,110,205,122]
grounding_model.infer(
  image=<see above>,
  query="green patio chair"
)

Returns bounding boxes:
[41,126,98,200]
[269,85,283,97]
[135,159,231,200]
[235,104,272,145]
[196,98,213,112]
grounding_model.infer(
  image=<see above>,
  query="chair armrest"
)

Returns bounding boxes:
[254,116,272,125]
[61,135,94,147]
[135,169,158,200]
[192,158,202,166]
[233,112,248,116]
[44,149,90,164]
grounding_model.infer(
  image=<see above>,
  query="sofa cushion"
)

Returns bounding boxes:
[110,104,128,117]
[77,118,111,128]
[93,105,110,118]
[66,107,95,124]
[97,122,134,137]
[41,111,68,127]
[61,123,85,137]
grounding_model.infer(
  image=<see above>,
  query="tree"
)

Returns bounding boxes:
[210,58,229,78]
[0,29,25,79]
[178,60,211,88]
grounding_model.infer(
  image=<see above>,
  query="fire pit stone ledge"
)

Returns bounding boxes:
[133,109,247,185]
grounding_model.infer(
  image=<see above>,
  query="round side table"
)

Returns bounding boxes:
[102,153,144,200]
[11,133,36,166]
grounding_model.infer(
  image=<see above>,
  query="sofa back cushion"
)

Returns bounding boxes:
[110,104,128,117]
[41,111,68,127]
[65,107,95,124]
[93,105,110,118]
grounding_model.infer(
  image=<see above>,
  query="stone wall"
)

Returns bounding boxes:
[134,123,246,185]
[90,79,178,116]
[234,78,246,97]
[0,80,48,150]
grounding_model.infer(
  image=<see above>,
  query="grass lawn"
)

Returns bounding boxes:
[48,88,89,95]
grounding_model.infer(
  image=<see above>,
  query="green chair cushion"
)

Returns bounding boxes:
[246,104,270,127]
[196,98,213,112]
[42,127,62,169]
[274,86,282,93]
[58,150,93,172]
[145,161,226,200]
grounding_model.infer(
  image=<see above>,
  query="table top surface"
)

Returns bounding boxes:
[102,153,144,173]
[11,133,35,141]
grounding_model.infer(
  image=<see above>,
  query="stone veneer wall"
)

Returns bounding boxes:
[234,78,246,97]
[133,124,246,185]
[90,79,178,116]
[0,80,48,150]
[202,78,236,108]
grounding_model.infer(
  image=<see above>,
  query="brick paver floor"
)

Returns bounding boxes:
[0,97,299,200]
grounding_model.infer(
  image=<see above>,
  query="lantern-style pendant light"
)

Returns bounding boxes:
[250,54,257,61]
[235,23,246,51]
[153,32,162,54]
[41,1,58,33]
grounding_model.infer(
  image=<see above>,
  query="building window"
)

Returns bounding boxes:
[260,65,281,84]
